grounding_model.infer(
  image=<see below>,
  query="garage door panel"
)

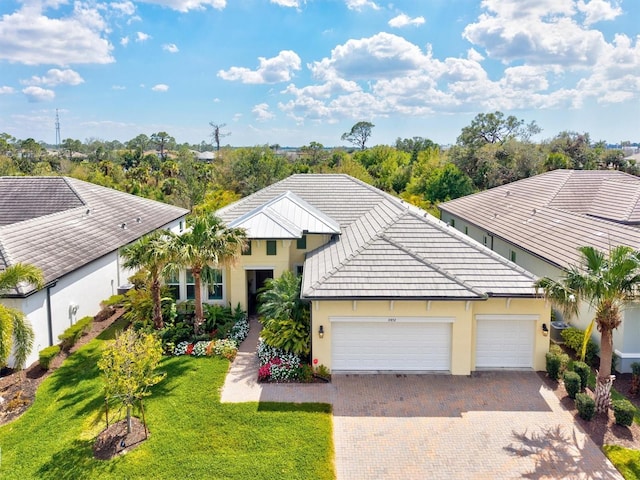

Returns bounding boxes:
[332,321,451,371]
[476,319,534,369]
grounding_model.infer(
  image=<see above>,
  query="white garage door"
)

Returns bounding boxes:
[476,315,536,369]
[331,318,452,371]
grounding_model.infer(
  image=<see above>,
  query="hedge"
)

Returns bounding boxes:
[561,327,599,365]
[58,315,93,350]
[612,399,636,427]
[576,392,596,421]
[38,345,61,370]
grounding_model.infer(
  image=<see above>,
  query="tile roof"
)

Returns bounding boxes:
[439,169,640,270]
[219,174,538,300]
[0,176,188,296]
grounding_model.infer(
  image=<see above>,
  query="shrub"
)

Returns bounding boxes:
[58,316,93,350]
[563,371,581,399]
[297,364,314,383]
[314,364,331,380]
[575,393,596,421]
[631,362,640,376]
[573,361,590,391]
[39,345,60,370]
[101,294,125,307]
[561,327,598,365]
[212,339,238,360]
[546,352,562,380]
[612,399,636,427]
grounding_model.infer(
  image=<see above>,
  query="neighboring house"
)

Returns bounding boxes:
[207,174,549,374]
[0,176,188,367]
[439,169,640,373]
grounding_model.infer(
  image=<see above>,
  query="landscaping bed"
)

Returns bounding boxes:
[0,307,124,427]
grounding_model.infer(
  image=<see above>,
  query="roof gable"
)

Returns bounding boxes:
[228,191,340,238]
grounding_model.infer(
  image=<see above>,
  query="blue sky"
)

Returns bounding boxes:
[0,0,638,147]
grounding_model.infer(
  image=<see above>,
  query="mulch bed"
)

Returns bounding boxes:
[0,307,124,427]
[543,372,640,451]
[93,417,149,460]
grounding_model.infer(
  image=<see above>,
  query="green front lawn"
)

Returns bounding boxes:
[0,319,334,480]
[605,446,640,480]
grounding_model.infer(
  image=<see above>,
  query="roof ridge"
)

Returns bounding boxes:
[404,208,537,281]
[379,233,486,298]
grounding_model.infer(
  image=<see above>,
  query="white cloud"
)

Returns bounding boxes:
[310,33,431,80]
[152,84,169,92]
[22,86,55,102]
[252,103,276,121]
[136,0,226,13]
[136,32,151,42]
[577,0,622,25]
[112,85,126,90]
[163,43,179,53]
[120,36,130,46]
[463,0,607,67]
[0,86,14,94]
[110,1,136,16]
[271,0,300,7]
[218,50,301,84]
[23,69,84,87]
[388,14,425,28]
[467,48,485,63]
[213,97,221,102]
[0,3,114,65]
[345,0,379,11]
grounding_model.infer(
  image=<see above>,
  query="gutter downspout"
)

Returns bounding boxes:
[46,285,54,346]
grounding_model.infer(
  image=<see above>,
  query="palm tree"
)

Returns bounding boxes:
[535,245,640,413]
[121,230,177,330]
[0,263,44,369]
[173,213,246,333]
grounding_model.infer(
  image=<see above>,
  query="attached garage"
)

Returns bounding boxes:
[475,315,537,369]
[330,317,453,371]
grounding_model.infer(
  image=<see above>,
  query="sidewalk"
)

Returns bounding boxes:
[220,316,336,403]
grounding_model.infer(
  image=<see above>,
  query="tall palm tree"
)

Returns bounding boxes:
[121,230,177,330]
[0,263,44,369]
[535,245,640,413]
[173,213,246,333]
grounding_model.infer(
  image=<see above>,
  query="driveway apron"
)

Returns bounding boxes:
[221,319,622,479]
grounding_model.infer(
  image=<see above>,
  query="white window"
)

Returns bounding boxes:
[207,269,223,300]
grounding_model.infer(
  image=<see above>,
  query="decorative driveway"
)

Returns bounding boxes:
[221,320,622,479]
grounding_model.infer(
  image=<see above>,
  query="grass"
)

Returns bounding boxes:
[605,446,640,480]
[0,318,334,480]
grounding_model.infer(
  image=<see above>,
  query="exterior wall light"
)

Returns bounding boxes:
[542,323,549,336]
[318,325,324,339]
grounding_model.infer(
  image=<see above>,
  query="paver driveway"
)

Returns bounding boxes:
[221,319,622,479]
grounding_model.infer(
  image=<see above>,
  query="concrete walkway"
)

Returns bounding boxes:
[221,318,622,479]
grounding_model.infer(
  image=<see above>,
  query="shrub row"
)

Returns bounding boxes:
[545,345,569,380]
[58,316,93,351]
[560,327,599,365]
[38,345,61,370]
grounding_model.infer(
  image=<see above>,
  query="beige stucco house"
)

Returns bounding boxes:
[440,169,640,373]
[204,174,550,375]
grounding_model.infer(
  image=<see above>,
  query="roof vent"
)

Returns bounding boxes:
[121,222,127,229]
[85,209,91,215]
[505,191,510,197]
[532,208,537,215]
[136,217,141,223]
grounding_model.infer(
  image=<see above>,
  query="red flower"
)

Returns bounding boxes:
[313,358,318,364]
[186,344,194,355]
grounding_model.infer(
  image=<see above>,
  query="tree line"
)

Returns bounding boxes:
[0,112,637,215]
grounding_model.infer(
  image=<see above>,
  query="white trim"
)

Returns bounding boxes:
[243,265,276,270]
[614,349,640,359]
[330,316,455,323]
[475,314,539,321]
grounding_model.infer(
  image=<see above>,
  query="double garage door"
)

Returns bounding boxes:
[330,315,536,372]
[331,318,452,371]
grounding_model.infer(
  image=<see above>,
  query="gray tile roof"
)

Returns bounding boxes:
[0,176,188,296]
[219,174,538,300]
[439,169,640,270]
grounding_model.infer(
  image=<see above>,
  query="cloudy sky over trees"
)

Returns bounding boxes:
[0,0,637,146]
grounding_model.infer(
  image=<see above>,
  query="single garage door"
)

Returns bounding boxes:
[476,315,536,368]
[331,318,452,371]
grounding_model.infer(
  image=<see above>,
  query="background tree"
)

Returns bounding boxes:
[98,329,165,434]
[341,121,375,150]
[120,231,177,330]
[173,214,246,333]
[61,138,83,162]
[535,246,640,413]
[209,122,230,152]
[0,264,44,369]
[150,132,175,161]
[395,137,438,163]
